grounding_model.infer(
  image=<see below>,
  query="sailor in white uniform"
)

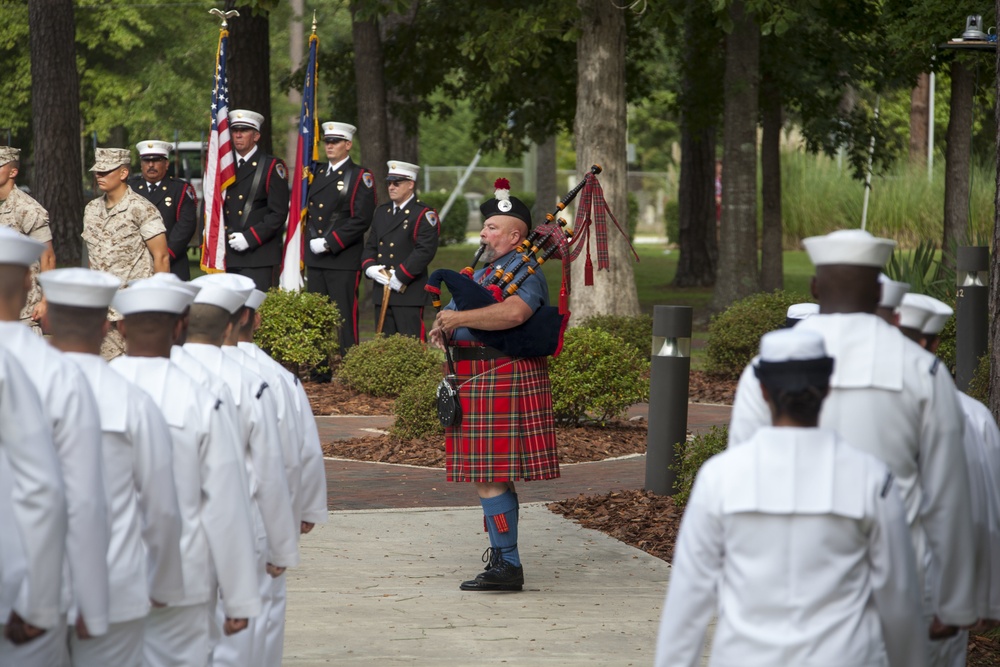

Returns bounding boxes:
[727,230,976,646]
[220,288,306,667]
[239,290,327,532]
[183,274,298,667]
[897,292,1000,664]
[111,279,261,667]
[0,228,110,667]
[40,268,184,667]
[657,328,924,667]
[0,233,67,660]
[876,273,909,324]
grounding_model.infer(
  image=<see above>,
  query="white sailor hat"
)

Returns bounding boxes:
[133,272,202,298]
[322,122,356,142]
[190,273,255,313]
[228,109,264,132]
[802,229,896,268]
[0,146,20,167]
[113,278,194,316]
[759,328,828,362]
[896,292,935,331]
[245,289,266,310]
[0,227,44,266]
[386,160,419,182]
[785,303,819,322]
[754,328,834,392]
[878,273,910,309]
[39,268,121,308]
[901,293,953,336]
[136,140,172,159]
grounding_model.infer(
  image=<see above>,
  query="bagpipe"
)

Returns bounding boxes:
[425,165,637,358]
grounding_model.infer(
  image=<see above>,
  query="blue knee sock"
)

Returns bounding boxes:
[480,491,520,567]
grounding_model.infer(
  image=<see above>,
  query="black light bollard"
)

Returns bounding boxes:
[956,246,989,392]
[645,305,692,496]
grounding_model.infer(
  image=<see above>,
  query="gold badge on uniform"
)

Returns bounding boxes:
[337,181,345,192]
[165,197,173,207]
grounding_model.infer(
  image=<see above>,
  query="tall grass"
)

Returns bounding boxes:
[779,150,994,248]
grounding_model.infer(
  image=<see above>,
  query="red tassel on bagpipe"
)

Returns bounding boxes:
[584,252,594,287]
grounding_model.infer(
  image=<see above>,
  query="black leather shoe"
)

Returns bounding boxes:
[460,556,523,591]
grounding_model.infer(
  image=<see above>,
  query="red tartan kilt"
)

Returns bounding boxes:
[444,355,559,483]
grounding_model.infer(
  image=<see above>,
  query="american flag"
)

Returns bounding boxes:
[279,30,320,291]
[200,27,236,273]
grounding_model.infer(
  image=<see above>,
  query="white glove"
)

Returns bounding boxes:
[389,269,404,293]
[309,237,329,254]
[366,264,389,285]
[228,233,249,252]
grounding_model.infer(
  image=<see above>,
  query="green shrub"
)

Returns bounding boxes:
[549,327,649,424]
[511,190,536,214]
[391,370,445,440]
[418,190,468,246]
[627,192,639,242]
[670,425,728,507]
[935,295,957,375]
[706,290,811,379]
[255,288,341,376]
[967,350,990,406]
[579,313,654,359]
[338,334,442,398]
[664,197,679,245]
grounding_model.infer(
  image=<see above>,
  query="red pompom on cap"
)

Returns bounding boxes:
[494,178,511,191]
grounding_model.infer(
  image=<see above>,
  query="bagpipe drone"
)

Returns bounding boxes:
[425,165,638,358]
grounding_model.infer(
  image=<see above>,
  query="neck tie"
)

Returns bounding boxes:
[392,206,398,216]
[238,158,246,169]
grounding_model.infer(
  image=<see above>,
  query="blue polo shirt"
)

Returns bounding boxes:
[446,249,549,342]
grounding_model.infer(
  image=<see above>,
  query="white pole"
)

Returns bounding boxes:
[861,96,880,231]
[439,150,482,223]
[928,68,935,182]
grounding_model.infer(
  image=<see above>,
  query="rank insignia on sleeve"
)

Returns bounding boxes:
[275,161,287,180]
[426,210,438,226]
[363,172,373,189]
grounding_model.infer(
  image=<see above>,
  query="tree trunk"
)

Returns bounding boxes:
[990,0,1000,424]
[760,76,783,292]
[227,4,274,154]
[286,0,304,168]
[711,0,760,311]
[673,122,717,287]
[351,2,390,204]
[380,1,419,164]
[569,0,639,323]
[944,59,974,263]
[30,0,84,266]
[533,136,557,225]
[909,72,930,166]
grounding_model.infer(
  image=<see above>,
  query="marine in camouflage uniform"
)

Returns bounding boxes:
[82,147,168,359]
[0,146,55,335]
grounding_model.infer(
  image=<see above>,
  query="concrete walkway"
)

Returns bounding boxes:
[282,402,731,665]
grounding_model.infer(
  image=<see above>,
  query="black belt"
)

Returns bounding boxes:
[449,346,509,361]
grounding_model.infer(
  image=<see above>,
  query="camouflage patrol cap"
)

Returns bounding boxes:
[90,147,131,172]
[0,146,20,167]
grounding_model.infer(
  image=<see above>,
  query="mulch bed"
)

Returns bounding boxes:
[322,420,649,467]
[687,370,737,405]
[304,379,395,416]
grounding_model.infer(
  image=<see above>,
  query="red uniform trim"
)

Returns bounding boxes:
[167,248,176,259]
[332,231,346,249]
[399,263,415,280]
[361,258,375,268]
[250,228,262,245]
[176,186,187,222]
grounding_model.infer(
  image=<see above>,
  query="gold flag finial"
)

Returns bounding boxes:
[311,11,318,34]
[209,7,239,28]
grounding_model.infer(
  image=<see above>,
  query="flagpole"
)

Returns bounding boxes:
[279,12,319,291]
[201,8,240,273]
